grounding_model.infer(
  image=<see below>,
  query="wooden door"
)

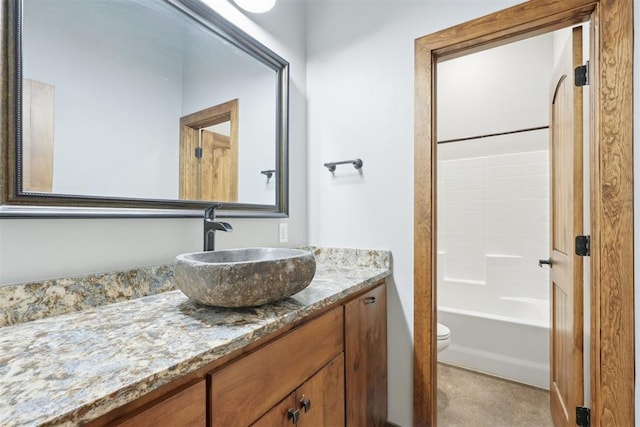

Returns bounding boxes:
[549,26,584,427]
[344,284,387,427]
[200,129,237,202]
[22,79,54,192]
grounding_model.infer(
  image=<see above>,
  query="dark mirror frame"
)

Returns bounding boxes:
[0,0,289,218]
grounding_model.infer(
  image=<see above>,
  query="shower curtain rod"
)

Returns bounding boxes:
[437,125,549,145]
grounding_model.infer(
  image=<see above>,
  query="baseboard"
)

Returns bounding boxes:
[385,421,402,427]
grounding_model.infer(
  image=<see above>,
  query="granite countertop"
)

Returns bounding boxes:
[0,248,391,426]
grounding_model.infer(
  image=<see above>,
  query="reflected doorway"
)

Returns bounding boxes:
[179,99,239,202]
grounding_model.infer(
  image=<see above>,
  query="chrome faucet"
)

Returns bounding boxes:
[204,204,233,251]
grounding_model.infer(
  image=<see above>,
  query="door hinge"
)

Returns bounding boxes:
[575,235,590,257]
[576,406,590,427]
[195,147,203,159]
[575,61,589,86]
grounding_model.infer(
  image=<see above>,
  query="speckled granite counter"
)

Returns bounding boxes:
[0,247,391,426]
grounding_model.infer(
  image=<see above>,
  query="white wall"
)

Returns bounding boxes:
[305,1,521,425]
[438,34,554,141]
[0,0,308,287]
[23,1,183,199]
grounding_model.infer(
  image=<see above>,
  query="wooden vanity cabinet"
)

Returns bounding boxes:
[345,283,388,426]
[100,281,387,427]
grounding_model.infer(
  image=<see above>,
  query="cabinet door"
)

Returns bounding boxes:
[344,283,387,427]
[297,353,345,427]
[252,393,298,427]
[210,308,343,426]
[253,354,345,427]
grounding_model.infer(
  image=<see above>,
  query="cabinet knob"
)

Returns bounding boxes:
[287,408,300,423]
[300,397,312,412]
[364,296,376,305]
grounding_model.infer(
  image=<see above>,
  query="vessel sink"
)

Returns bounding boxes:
[173,248,316,308]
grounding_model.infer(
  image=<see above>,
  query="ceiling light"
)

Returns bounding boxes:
[233,0,276,13]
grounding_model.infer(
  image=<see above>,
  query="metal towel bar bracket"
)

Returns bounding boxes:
[323,158,363,172]
[261,169,276,180]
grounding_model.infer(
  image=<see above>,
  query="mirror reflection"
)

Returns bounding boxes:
[21,0,279,206]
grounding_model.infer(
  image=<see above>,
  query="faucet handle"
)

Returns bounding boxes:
[204,203,223,220]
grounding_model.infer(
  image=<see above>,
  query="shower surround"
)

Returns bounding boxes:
[437,143,550,388]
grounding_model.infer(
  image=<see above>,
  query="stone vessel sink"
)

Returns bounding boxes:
[174,248,316,308]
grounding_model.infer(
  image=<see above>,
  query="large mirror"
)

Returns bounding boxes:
[1,0,289,217]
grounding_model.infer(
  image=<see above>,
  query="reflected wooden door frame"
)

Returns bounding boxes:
[414,0,633,425]
[179,99,239,201]
[22,78,54,193]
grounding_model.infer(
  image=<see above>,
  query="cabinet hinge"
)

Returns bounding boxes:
[575,61,589,86]
[576,406,590,427]
[195,147,203,159]
[575,235,590,257]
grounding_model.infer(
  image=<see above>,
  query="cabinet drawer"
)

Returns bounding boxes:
[116,380,205,427]
[210,307,344,426]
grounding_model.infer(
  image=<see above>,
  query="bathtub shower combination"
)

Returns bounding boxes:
[438,288,549,388]
[437,139,550,389]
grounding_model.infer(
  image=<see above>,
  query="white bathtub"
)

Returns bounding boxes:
[438,296,550,389]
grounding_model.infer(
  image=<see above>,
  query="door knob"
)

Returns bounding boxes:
[538,258,552,268]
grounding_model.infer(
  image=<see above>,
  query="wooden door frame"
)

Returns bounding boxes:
[414,1,633,426]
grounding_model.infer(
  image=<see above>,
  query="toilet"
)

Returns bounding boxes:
[437,323,451,353]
